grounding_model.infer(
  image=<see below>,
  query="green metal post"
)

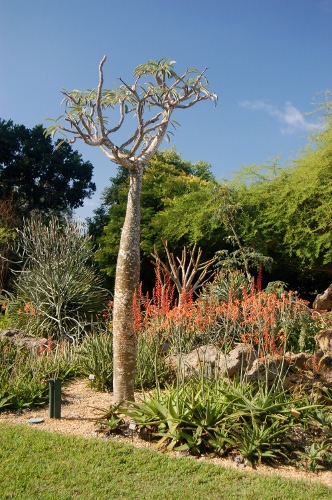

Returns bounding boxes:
[49,379,54,418]
[49,378,61,418]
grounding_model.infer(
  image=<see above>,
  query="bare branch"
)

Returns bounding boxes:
[96,55,107,137]
[49,57,216,171]
[152,241,216,304]
[106,99,125,135]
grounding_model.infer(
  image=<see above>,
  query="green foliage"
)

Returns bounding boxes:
[234,418,289,465]
[90,149,220,279]
[77,329,171,392]
[95,403,126,433]
[0,118,96,218]
[77,331,113,392]
[215,247,273,276]
[0,197,18,293]
[121,381,232,454]
[297,441,331,472]
[2,424,331,499]
[233,101,332,289]
[45,57,216,154]
[0,225,14,246]
[204,269,252,302]
[9,215,108,340]
[0,337,78,411]
[151,178,227,251]
[0,308,12,330]
[121,378,328,467]
[136,331,170,389]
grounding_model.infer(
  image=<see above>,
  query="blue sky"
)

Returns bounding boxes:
[1,0,331,219]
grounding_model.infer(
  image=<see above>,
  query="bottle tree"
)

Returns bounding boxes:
[47,56,217,403]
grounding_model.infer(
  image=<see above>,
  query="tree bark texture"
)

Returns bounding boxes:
[113,165,143,403]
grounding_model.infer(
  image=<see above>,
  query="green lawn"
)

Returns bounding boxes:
[0,423,331,499]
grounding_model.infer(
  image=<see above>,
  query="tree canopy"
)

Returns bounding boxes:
[0,119,96,217]
[233,100,332,294]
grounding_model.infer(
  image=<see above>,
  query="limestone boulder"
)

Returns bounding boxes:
[219,343,257,377]
[245,356,288,383]
[315,329,332,369]
[166,343,257,379]
[313,284,332,310]
[182,344,222,377]
[285,352,312,371]
[0,329,47,352]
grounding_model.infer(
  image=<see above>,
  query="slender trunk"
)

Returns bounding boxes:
[113,165,143,403]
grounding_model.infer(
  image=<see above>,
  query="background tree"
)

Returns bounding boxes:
[0,119,96,218]
[0,197,19,293]
[89,149,220,286]
[47,56,217,403]
[234,100,332,297]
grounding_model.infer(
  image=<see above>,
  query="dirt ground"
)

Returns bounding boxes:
[1,378,332,489]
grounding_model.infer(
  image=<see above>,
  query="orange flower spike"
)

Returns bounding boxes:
[270,335,277,355]
[132,289,142,335]
[256,264,263,292]
[37,345,44,356]
[46,337,53,353]
[263,329,269,351]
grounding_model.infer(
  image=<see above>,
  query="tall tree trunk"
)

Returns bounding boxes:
[113,165,143,403]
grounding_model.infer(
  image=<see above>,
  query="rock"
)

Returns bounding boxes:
[219,343,257,377]
[166,343,256,379]
[165,337,332,390]
[0,329,47,352]
[245,356,289,383]
[27,418,44,424]
[315,329,332,368]
[313,370,332,389]
[182,344,221,377]
[313,284,332,310]
[285,352,312,371]
[165,344,223,378]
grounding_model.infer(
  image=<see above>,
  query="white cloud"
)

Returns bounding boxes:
[239,99,322,135]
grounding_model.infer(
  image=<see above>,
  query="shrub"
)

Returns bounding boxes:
[0,337,78,411]
[135,331,170,389]
[133,269,326,358]
[7,214,108,340]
